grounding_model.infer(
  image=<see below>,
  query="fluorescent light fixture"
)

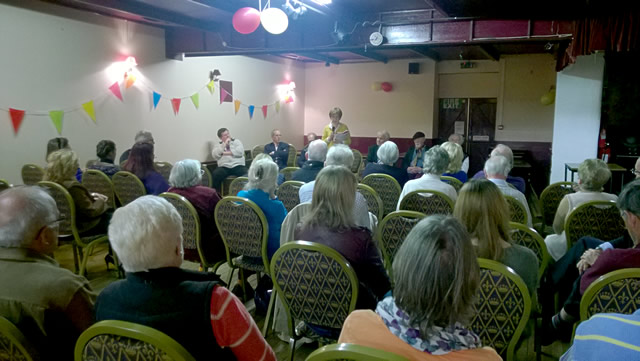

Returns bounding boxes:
[310,0,331,5]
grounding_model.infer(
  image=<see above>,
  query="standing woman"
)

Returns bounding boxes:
[322,107,351,147]
[122,142,169,195]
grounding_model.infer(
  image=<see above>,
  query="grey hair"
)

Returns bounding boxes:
[246,158,279,198]
[484,155,511,177]
[169,159,202,188]
[618,179,640,217]
[0,186,59,248]
[109,195,183,272]
[377,141,399,165]
[378,130,391,141]
[448,133,464,146]
[271,129,280,137]
[325,144,354,167]
[578,159,611,191]
[441,141,464,174]
[422,145,450,175]
[307,139,328,162]
[490,144,514,168]
[393,215,479,336]
[134,130,154,144]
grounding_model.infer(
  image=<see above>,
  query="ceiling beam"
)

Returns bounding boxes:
[478,45,500,61]
[297,52,340,64]
[349,49,388,63]
[409,47,441,61]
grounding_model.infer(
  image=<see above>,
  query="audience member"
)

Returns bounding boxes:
[472,144,525,193]
[448,133,469,174]
[297,132,317,167]
[366,130,390,163]
[397,145,457,210]
[87,140,120,177]
[263,129,289,169]
[292,139,327,183]
[339,215,501,360]
[454,179,538,297]
[441,141,468,183]
[0,186,95,359]
[484,155,532,227]
[544,159,616,261]
[46,137,81,181]
[122,142,169,195]
[632,157,640,179]
[96,196,275,361]
[211,128,247,191]
[119,130,154,165]
[362,141,408,187]
[322,107,351,147]
[402,131,429,179]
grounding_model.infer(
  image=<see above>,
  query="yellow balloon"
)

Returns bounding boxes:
[371,82,382,91]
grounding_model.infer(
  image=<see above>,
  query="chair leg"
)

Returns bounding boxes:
[239,269,248,302]
[262,289,276,336]
[227,268,236,286]
[71,244,80,274]
[288,336,297,361]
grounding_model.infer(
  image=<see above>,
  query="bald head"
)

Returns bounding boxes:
[490,144,514,169]
[0,187,58,248]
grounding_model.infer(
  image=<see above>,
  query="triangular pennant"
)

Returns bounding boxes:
[171,98,181,115]
[220,88,228,104]
[190,93,199,109]
[108,82,123,101]
[262,105,268,118]
[153,92,162,109]
[8,108,25,135]
[234,100,241,114]
[82,101,96,123]
[275,101,280,113]
[125,74,136,89]
[248,105,255,119]
[49,110,64,135]
[207,80,215,95]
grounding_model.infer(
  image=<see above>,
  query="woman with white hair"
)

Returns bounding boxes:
[441,141,467,183]
[168,159,224,265]
[362,141,408,186]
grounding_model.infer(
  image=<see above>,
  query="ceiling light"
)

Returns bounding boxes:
[310,0,331,5]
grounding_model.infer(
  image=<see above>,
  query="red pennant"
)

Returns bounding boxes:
[262,105,268,118]
[109,82,123,101]
[171,98,181,115]
[8,108,25,135]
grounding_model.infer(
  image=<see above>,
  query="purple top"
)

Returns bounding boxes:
[142,171,169,195]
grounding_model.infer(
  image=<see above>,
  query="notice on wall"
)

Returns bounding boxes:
[454,121,465,135]
[472,135,490,142]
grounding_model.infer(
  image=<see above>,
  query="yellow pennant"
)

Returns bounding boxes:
[234,100,241,114]
[82,101,96,123]
[125,75,136,89]
[207,80,215,95]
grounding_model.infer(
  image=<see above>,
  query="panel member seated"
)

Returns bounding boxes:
[366,130,390,164]
[297,132,317,168]
[402,131,429,179]
[263,129,289,169]
[211,128,247,192]
[292,139,327,183]
[362,141,408,187]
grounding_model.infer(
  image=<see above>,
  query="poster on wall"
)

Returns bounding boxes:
[219,81,233,103]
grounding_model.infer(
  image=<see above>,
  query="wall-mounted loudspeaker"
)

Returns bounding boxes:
[408,62,420,74]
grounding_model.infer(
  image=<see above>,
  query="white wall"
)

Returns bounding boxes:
[550,53,605,183]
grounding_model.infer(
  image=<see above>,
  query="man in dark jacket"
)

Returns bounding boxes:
[402,131,429,179]
[292,139,327,183]
[263,129,289,169]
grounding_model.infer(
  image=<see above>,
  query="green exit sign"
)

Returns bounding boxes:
[460,61,475,69]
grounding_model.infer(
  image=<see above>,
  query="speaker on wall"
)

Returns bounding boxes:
[408,62,420,74]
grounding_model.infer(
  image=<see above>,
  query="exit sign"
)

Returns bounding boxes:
[460,61,475,69]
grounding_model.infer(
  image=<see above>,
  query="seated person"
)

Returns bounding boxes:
[339,215,501,360]
[167,159,225,265]
[453,179,538,297]
[263,129,289,169]
[366,130,390,164]
[87,140,120,177]
[295,165,390,312]
[448,133,469,174]
[292,139,327,183]
[544,159,616,261]
[0,186,95,359]
[440,141,468,183]
[122,142,169,196]
[297,132,317,168]
[46,137,82,181]
[472,144,525,193]
[397,145,457,210]
[402,131,428,179]
[96,196,275,361]
[362,141,408,187]
[119,130,153,165]
[485,155,532,227]
[211,128,247,192]
[322,107,351,147]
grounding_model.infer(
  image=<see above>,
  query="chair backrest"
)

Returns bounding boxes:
[74,320,195,361]
[398,190,454,215]
[277,180,304,212]
[470,259,531,361]
[287,144,297,167]
[509,222,550,281]
[280,202,313,245]
[214,196,269,270]
[82,169,116,209]
[306,343,409,361]
[200,165,212,187]
[580,268,640,321]
[564,200,626,249]
[159,193,201,263]
[351,150,363,173]
[0,316,38,361]
[252,145,265,160]
[21,164,45,185]
[440,175,463,193]
[377,211,426,278]
[361,174,402,217]
[540,181,574,226]
[228,176,249,196]
[280,167,300,182]
[112,171,146,206]
[154,161,173,183]
[504,195,528,225]
[357,184,383,220]
[0,179,10,192]
[271,241,359,335]
[37,181,79,240]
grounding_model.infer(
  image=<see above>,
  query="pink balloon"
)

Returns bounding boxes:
[232,7,261,34]
[381,82,393,92]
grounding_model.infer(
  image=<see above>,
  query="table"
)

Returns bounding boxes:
[564,162,626,193]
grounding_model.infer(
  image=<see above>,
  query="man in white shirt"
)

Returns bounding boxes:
[485,155,533,227]
[211,128,247,191]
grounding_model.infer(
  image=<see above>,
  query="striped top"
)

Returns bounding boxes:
[561,310,640,361]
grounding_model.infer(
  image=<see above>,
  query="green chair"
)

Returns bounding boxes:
[0,179,11,192]
[0,316,38,361]
[21,164,45,185]
[440,175,463,193]
[377,211,425,279]
[306,343,409,361]
[74,320,195,361]
[81,169,116,209]
[280,167,300,182]
[470,258,531,361]
[287,144,297,167]
[277,180,304,212]
[398,189,454,215]
[564,200,626,250]
[38,181,110,276]
[509,222,550,282]
[505,195,528,226]
[539,181,574,231]
[357,184,383,221]
[228,176,249,197]
[200,165,212,188]
[271,241,359,361]
[252,144,265,160]
[112,171,146,206]
[362,174,402,217]
[154,161,173,183]
[580,268,640,322]
[351,150,363,174]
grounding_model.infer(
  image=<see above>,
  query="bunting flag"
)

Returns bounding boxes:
[82,101,96,123]
[108,82,123,101]
[262,105,268,118]
[153,92,162,109]
[8,108,25,135]
[49,110,64,134]
[220,80,233,103]
[207,80,215,95]
[234,100,241,114]
[190,93,199,109]
[275,101,280,113]
[125,75,136,89]
[248,105,255,119]
[171,98,181,115]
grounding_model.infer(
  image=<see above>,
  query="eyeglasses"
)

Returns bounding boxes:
[631,168,640,177]
[48,217,64,229]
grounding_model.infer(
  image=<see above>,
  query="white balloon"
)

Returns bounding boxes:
[261,8,289,35]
